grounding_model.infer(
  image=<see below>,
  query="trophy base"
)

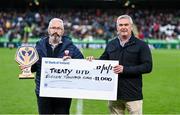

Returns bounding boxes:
[19,74,34,79]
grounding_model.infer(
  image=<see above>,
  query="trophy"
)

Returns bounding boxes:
[15,46,39,79]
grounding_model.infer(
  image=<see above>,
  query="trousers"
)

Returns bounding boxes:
[109,100,143,115]
[36,94,72,114]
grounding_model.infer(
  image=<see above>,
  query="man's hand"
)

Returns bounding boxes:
[63,56,71,60]
[86,56,94,61]
[19,65,28,70]
[113,65,124,74]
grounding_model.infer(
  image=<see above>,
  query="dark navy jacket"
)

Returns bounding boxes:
[31,36,84,95]
[100,35,152,101]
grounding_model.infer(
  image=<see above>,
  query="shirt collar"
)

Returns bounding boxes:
[118,36,131,47]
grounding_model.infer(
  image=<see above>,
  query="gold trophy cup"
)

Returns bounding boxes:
[15,46,39,79]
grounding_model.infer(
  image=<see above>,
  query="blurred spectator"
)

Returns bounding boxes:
[23,23,32,43]
[0,27,4,36]
[0,8,179,42]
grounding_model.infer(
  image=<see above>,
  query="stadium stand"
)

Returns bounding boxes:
[0,0,179,48]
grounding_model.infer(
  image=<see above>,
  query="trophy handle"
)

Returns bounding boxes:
[19,66,34,79]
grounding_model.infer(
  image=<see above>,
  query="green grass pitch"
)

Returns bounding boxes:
[0,48,180,114]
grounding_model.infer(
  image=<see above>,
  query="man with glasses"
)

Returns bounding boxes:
[21,18,84,114]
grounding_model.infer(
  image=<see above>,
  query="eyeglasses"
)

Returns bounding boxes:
[49,27,63,30]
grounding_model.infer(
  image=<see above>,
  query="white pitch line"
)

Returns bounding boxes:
[76,99,83,115]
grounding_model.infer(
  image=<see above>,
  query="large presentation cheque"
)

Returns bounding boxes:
[40,58,118,100]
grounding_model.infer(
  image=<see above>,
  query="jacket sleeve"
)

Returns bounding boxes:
[123,43,153,75]
[31,41,40,72]
[99,45,109,60]
[72,45,84,59]
[31,62,37,72]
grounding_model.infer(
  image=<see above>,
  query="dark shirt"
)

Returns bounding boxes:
[46,39,62,58]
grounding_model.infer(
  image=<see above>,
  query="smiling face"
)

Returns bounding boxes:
[116,16,133,39]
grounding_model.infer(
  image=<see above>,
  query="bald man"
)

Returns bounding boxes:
[30,18,84,114]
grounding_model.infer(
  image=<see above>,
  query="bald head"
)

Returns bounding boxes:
[48,18,64,45]
[48,18,64,31]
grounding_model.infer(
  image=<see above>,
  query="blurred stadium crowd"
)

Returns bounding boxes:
[0,8,180,43]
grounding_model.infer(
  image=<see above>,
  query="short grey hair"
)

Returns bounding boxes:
[48,18,64,30]
[117,15,133,25]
